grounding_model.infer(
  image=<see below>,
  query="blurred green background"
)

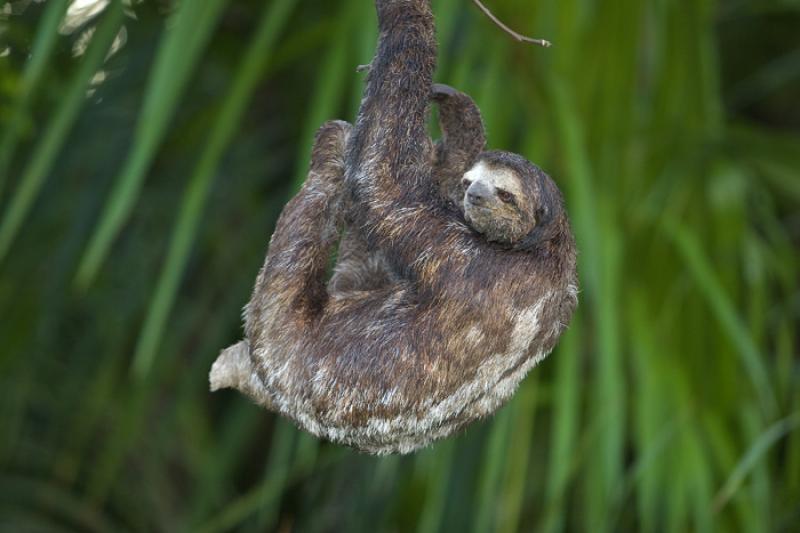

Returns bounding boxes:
[1,0,798,531]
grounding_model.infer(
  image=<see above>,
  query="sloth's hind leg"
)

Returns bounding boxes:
[210,340,276,408]
[210,340,252,392]
[208,341,251,392]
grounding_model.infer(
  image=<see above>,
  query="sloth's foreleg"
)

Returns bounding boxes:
[211,121,352,401]
[249,119,352,319]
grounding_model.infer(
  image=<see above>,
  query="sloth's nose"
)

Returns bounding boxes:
[467,182,491,206]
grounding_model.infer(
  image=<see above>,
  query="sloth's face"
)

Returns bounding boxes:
[461,156,538,244]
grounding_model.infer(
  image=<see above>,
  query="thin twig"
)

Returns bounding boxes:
[472,0,552,47]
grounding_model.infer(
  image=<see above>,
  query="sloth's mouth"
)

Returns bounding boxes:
[464,207,493,232]
[465,200,492,210]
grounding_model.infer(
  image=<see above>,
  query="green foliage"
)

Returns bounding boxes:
[1,0,798,531]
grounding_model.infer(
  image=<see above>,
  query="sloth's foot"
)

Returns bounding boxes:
[210,340,251,392]
[210,341,278,410]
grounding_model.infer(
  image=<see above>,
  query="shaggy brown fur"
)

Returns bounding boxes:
[210,0,578,454]
[329,82,485,294]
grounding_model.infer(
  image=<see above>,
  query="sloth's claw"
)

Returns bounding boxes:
[431,83,459,100]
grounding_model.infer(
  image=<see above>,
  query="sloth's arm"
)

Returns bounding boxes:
[347,0,436,186]
[432,83,486,182]
[247,121,350,326]
[431,83,487,207]
[347,0,483,295]
[329,84,484,294]
[213,121,351,396]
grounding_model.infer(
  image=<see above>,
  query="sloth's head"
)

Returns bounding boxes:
[461,151,557,245]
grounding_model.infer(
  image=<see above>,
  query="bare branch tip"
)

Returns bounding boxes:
[471,0,552,49]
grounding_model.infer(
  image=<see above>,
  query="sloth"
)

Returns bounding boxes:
[210,0,578,454]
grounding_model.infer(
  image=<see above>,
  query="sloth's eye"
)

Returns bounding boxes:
[461,178,472,188]
[496,189,514,204]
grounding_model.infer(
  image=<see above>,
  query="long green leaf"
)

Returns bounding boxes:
[0,0,124,262]
[713,412,800,513]
[416,440,456,533]
[473,405,513,533]
[0,0,69,195]
[131,0,298,379]
[193,419,342,533]
[74,0,229,289]
[541,324,580,533]
[664,220,777,417]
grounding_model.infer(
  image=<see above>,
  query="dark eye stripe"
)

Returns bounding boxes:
[496,189,514,203]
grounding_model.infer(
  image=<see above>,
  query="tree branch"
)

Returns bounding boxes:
[472,0,552,47]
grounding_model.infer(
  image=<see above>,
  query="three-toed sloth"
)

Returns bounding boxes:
[210,0,578,454]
